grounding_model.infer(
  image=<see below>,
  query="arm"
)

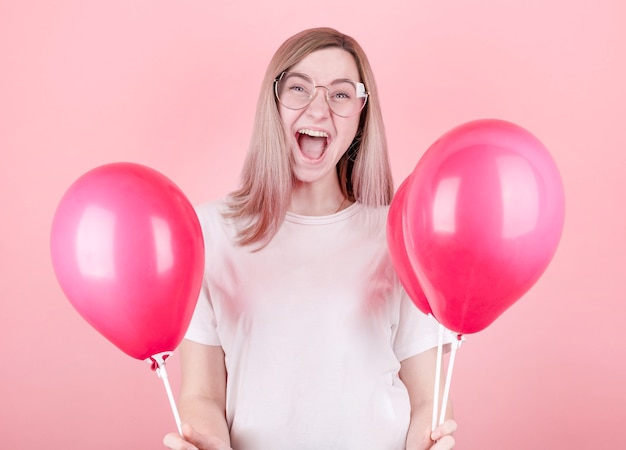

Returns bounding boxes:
[163,339,231,450]
[400,347,457,450]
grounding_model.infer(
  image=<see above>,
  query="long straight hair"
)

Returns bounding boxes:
[226,27,394,248]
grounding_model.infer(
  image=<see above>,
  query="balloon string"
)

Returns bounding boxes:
[438,334,463,425]
[432,323,444,431]
[150,352,183,435]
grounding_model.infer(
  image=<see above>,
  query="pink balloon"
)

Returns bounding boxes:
[387,176,432,315]
[404,119,565,334]
[50,163,204,360]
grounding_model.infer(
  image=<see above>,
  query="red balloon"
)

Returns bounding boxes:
[387,176,432,315]
[404,119,565,334]
[50,163,205,360]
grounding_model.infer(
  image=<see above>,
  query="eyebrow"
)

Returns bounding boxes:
[287,71,361,85]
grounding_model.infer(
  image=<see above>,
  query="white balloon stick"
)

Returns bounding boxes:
[432,323,444,431]
[150,352,183,435]
[438,335,463,425]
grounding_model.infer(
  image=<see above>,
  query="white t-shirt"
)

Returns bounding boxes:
[186,200,449,450]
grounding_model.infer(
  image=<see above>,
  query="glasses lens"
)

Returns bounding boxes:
[275,73,314,110]
[275,72,368,117]
[327,80,367,117]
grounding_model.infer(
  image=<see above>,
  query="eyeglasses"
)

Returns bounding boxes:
[274,71,368,118]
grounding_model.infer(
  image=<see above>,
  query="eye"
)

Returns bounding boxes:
[283,75,313,97]
[289,84,306,93]
[329,82,355,102]
[331,91,351,100]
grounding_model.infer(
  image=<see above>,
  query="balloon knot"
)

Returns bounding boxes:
[455,334,466,348]
[146,351,172,371]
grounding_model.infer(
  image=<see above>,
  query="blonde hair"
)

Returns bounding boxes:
[226,27,394,247]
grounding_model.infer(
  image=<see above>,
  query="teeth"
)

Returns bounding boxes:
[298,129,328,138]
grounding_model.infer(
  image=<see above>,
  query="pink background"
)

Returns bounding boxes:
[1,1,624,448]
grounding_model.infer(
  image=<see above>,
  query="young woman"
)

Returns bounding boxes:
[163,27,457,450]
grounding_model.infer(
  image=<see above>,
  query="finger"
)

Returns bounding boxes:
[431,435,455,449]
[431,419,458,441]
[163,431,198,450]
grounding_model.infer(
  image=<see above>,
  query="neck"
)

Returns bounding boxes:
[289,180,347,216]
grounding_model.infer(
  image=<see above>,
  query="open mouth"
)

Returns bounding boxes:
[297,129,329,161]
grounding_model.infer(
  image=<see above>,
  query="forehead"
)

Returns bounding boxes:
[289,47,360,83]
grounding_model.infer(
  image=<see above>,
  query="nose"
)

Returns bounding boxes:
[306,86,331,117]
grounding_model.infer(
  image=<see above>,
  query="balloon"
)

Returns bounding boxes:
[404,119,565,334]
[387,176,432,315]
[50,162,205,360]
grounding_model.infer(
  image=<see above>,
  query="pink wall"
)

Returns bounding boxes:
[2,1,624,448]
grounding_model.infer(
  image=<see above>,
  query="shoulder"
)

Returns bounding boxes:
[195,199,237,244]
[354,202,390,220]
[195,199,226,221]
[349,202,390,239]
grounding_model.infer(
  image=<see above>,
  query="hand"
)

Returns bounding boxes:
[415,419,457,450]
[163,424,232,450]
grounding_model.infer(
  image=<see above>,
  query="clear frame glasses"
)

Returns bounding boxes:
[274,71,368,118]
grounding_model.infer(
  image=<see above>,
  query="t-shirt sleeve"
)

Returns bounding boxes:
[393,289,455,362]
[183,202,223,346]
[184,281,222,345]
